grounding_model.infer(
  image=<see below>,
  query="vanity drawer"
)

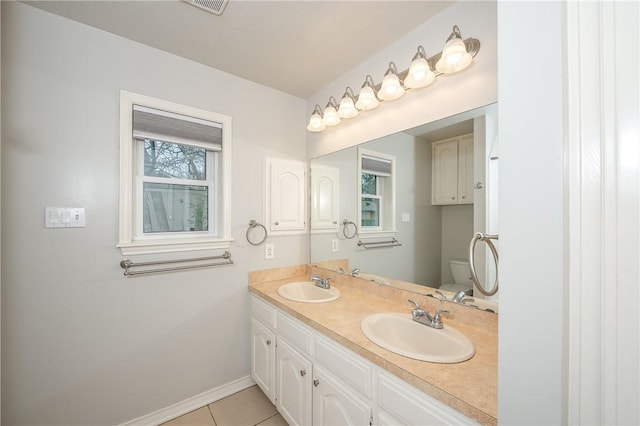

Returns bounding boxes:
[276,311,313,355]
[315,333,373,399]
[377,370,477,425]
[251,295,276,328]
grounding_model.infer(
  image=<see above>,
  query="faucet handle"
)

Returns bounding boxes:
[432,309,450,326]
[408,299,420,310]
[434,290,447,301]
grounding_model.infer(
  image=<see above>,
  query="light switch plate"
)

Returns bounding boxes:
[401,213,410,223]
[331,239,339,252]
[45,207,86,228]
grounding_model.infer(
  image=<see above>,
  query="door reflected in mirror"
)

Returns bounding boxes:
[309,104,499,312]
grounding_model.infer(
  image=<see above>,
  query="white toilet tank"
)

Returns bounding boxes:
[449,259,471,285]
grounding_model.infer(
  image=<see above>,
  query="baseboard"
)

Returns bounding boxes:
[120,375,256,426]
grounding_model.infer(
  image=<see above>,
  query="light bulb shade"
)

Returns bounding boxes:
[355,85,380,111]
[323,105,341,126]
[378,72,405,101]
[306,110,326,132]
[404,57,435,89]
[337,89,359,119]
[436,37,473,74]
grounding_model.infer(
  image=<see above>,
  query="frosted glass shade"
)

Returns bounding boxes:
[404,57,435,89]
[378,73,405,101]
[306,110,325,132]
[435,38,473,74]
[337,95,359,119]
[323,105,341,126]
[355,86,380,111]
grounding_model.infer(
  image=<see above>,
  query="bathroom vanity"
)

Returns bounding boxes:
[248,265,497,426]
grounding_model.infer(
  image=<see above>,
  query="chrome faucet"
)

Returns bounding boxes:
[434,290,475,305]
[338,267,361,277]
[452,291,474,304]
[310,274,331,289]
[408,300,449,329]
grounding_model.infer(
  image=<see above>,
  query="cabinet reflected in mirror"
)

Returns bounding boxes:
[309,104,498,311]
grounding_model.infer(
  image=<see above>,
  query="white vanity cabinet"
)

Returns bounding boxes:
[431,134,474,205]
[249,295,479,426]
[265,157,306,233]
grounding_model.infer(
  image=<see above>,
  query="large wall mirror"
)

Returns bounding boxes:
[309,103,499,312]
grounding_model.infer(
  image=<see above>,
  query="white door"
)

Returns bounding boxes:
[250,319,275,403]
[457,135,474,204]
[311,165,340,230]
[267,158,306,232]
[431,139,458,205]
[312,365,371,426]
[275,338,312,426]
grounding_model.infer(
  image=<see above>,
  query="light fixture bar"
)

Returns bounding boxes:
[307,26,480,133]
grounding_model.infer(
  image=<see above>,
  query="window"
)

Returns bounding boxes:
[118,91,232,255]
[357,148,396,237]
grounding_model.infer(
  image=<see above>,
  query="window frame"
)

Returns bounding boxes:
[118,91,232,255]
[357,148,397,238]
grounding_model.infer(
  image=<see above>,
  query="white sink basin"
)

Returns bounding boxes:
[361,313,475,363]
[277,281,341,303]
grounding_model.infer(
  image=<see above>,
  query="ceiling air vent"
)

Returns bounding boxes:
[182,0,229,16]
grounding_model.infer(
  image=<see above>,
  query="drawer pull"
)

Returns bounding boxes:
[300,369,306,377]
[313,379,320,387]
[266,339,271,345]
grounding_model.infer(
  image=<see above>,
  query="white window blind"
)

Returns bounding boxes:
[362,154,392,176]
[133,105,223,150]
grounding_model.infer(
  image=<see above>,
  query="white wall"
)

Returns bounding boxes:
[1,3,306,425]
[497,2,567,424]
[440,204,473,284]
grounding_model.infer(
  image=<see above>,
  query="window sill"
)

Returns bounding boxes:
[118,238,233,256]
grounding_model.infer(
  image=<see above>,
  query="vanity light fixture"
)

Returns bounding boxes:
[378,62,405,101]
[306,25,480,132]
[306,104,326,132]
[404,46,435,89]
[337,87,359,119]
[323,97,341,126]
[355,75,380,111]
[435,25,473,74]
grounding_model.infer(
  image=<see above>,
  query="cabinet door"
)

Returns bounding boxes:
[276,338,312,426]
[310,165,340,230]
[267,158,306,232]
[312,365,371,426]
[457,135,474,204]
[250,319,275,403]
[431,140,459,205]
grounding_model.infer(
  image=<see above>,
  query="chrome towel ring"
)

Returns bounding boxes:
[342,219,358,239]
[469,232,499,296]
[246,220,267,246]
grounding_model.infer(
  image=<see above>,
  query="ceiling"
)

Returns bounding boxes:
[25,0,454,99]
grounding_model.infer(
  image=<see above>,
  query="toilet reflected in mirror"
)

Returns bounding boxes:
[439,259,473,294]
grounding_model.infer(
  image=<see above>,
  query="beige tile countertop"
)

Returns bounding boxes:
[248,264,498,426]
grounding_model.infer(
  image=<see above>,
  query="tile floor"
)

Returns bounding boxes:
[161,385,288,426]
